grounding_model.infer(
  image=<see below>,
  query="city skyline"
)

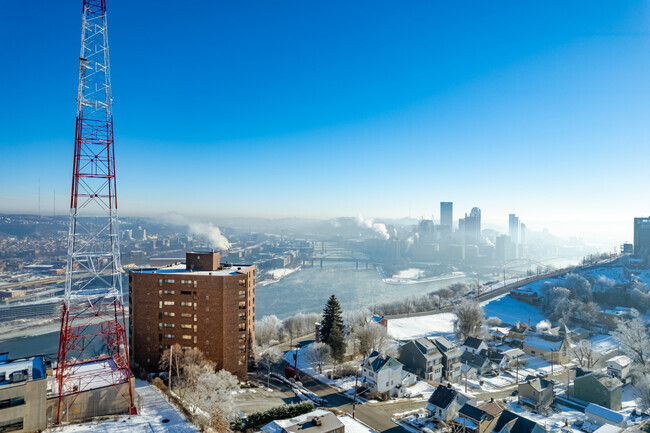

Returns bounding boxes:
[1,1,648,245]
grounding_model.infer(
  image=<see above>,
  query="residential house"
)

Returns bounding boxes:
[461,337,489,355]
[479,349,509,371]
[598,307,634,331]
[477,401,503,419]
[606,356,632,382]
[522,333,570,364]
[518,376,554,414]
[260,409,345,433]
[0,353,48,433]
[453,403,498,433]
[573,373,622,411]
[584,403,628,428]
[432,337,462,382]
[507,322,531,344]
[398,337,443,382]
[426,384,476,422]
[460,352,492,380]
[371,315,388,328]
[490,327,511,343]
[501,349,527,368]
[360,351,415,398]
[492,410,546,433]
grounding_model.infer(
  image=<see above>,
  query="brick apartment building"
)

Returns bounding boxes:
[129,251,255,379]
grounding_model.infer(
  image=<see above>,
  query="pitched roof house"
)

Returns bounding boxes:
[453,403,498,433]
[361,351,415,397]
[398,337,443,382]
[426,384,476,422]
[492,410,546,433]
[432,336,462,382]
[517,376,554,413]
[460,351,492,379]
[461,337,489,355]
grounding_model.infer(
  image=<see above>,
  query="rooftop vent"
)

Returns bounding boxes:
[312,416,322,426]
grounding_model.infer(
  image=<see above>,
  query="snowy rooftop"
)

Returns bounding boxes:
[523,334,564,351]
[134,262,253,276]
[585,403,627,424]
[52,358,129,395]
[607,355,632,368]
[0,353,46,385]
[261,409,343,433]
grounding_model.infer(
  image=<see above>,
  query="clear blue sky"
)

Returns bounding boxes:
[0,1,648,242]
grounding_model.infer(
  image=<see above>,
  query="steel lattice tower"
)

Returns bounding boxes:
[56,0,135,423]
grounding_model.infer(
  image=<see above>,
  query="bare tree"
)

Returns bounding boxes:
[353,322,391,358]
[611,317,650,367]
[454,299,485,342]
[571,340,599,370]
[159,343,183,391]
[304,342,332,374]
[181,365,239,429]
[257,347,283,388]
[486,316,502,326]
[256,315,283,347]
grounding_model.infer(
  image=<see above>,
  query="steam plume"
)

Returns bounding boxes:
[355,215,390,240]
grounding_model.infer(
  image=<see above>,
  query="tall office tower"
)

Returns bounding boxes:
[56,0,135,423]
[520,223,527,245]
[495,235,511,262]
[440,202,453,230]
[460,207,481,246]
[129,251,256,380]
[508,214,520,245]
[634,217,650,261]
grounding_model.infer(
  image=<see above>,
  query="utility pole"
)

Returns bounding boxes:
[516,355,519,384]
[169,345,173,392]
[352,371,359,419]
[464,360,468,393]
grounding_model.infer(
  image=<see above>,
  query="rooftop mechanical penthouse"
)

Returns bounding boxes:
[129,251,255,379]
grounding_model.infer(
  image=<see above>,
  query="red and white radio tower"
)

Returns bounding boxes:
[56,0,135,422]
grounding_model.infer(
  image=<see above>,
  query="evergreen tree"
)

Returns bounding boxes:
[327,323,345,362]
[320,294,344,344]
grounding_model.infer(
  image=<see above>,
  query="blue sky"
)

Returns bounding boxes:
[0,1,649,242]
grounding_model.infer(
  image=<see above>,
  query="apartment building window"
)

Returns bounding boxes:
[158,279,163,287]
[181,313,192,318]
[181,290,191,295]
[164,323,174,328]
[239,323,246,331]
[239,301,246,310]
[193,314,197,322]
[163,334,174,339]
[180,301,192,307]
[0,418,23,431]
[193,325,198,332]
[158,290,162,297]
[163,301,175,306]
[158,323,162,330]
[205,295,209,301]
[239,345,246,353]
[239,334,246,343]
[239,313,246,321]
[158,312,162,320]
[181,324,192,329]
[163,290,175,295]
[182,335,192,340]
[239,279,246,287]
[193,281,197,288]
[0,397,25,409]
[238,290,246,299]
[181,346,192,350]
[164,312,175,317]
[193,336,198,344]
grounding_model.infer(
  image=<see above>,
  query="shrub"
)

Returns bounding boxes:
[245,402,315,429]
[152,377,168,393]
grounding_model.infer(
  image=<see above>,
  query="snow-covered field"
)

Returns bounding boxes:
[387,313,456,340]
[392,268,425,280]
[258,268,301,286]
[46,379,197,433]
[481,294,546,326]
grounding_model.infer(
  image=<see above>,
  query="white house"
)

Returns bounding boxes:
[461,337,489,355]
[584,403,627,428]
[606,356,632,382]
[361,351,412,397]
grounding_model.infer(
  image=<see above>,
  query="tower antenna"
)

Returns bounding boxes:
[56,0,135,423]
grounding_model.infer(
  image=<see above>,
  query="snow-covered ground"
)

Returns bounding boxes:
[387,313,456,340]
[258,267,300,286]
[47,379,197,432]
[392,268,425,280]
[481,294,546,326]
[338,414,377,433]
[589,334,619,355]
[403,380,436,399]
[283,344,357,392]
[508,401,584,430]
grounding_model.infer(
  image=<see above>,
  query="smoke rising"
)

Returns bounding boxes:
[188,222,231,251]
[355,215,390,240]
